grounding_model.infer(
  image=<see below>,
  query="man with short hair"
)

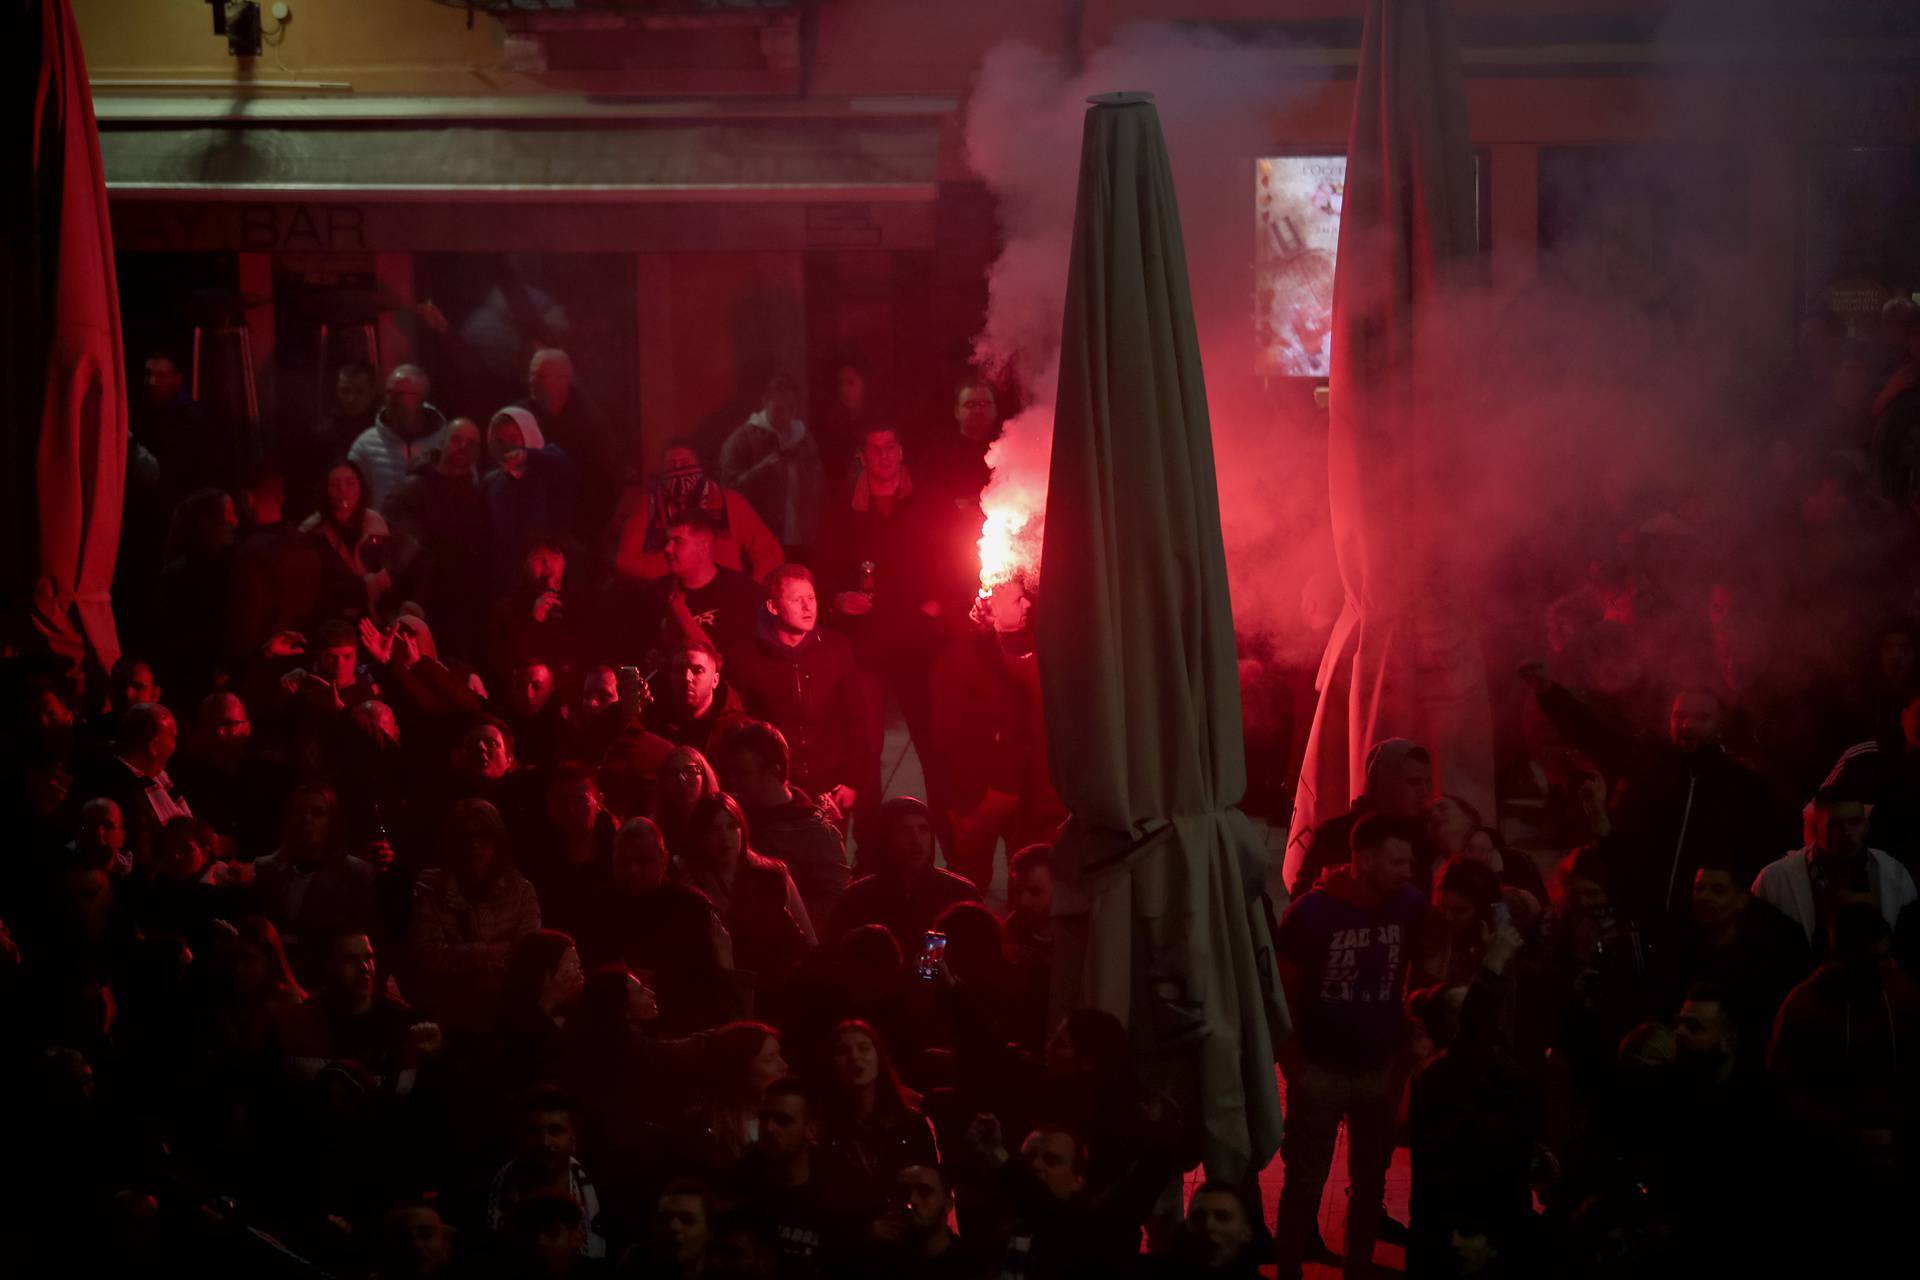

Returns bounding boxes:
[860,1163,984,1279]
[921,378,1000,520]
[825,797,979,952]
[642,1179,714,1279]
[726,564,869,821]
[286,359,380,520]
[133,346,232,502]
[644,640,748,756]
[521,763,617,942]
[814,424,956,818]
[721,374,824,556]
[503,659,565,772]
[929,577,1063,892]
[489,537,586,684]
[914,379,1006,619]
[1520,661,1793,923]
[277,620,380,727]
[253,786,380,946]
[225,462,324,660]
[1162,1184,1262,1276]
[576,667,675,819]
[514,347,619,536]
[71,797,130,880]
[714,720,850,923]
[76,702,191,866]
[732,1078,841,1269]
[386,417,491,656]
[632,510,768,660]
[376,1196,460,1279]
[507,1193,598,1280]
[347,364,452,510]
[1653,861,1810,1056]
[169,690,289,859]
[1002,843,1055,968]
[489,1086,606,1259]
[1605,983,1785,1275]
[1288,737,1440,900]
[611,435,783,584]
[1273,813,1429,1278]
[960,1118,1175,1278]
[1752,782,1918,956]
[276,931,442,1090]
[79,656,163,755]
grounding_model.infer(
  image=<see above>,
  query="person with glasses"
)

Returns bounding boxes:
[649,745,724,855]
[169,689,290,860]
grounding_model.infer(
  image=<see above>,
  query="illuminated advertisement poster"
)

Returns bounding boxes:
[1256,155,1344,379]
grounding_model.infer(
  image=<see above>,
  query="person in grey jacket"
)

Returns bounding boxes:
[346,364,451,511]
[720,374,823,553]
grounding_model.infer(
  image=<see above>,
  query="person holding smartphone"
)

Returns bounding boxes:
[823,797,979,954]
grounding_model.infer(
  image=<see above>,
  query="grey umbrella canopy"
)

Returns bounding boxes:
[1038,92,1287,1181]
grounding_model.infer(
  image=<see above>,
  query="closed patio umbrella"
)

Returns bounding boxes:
[1039,91,1287,1181]
[1287,0,1493,889]
[7,0,126,676]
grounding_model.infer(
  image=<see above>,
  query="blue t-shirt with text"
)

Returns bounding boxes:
[1276,884,1427,1071]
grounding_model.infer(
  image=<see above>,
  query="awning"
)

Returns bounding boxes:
[95,98,946,202]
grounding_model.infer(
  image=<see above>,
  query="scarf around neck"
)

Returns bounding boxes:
[644,465,729,552]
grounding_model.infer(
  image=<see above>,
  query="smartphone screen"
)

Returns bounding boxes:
[618,665,642,705]
[916,931,947,981]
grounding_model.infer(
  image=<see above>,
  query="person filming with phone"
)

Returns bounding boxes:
[824,797,978,954]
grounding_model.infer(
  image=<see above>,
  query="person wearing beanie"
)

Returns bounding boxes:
[823,797,978,952]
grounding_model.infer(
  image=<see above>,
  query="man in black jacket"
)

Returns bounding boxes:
[956,1119,1181,1279]
[726,565,869,822]
[1520,660,1796,926]
[928,579,1062,892]
[644,639,749,757]
[826,797,978,951]
[814,424,955,817]
[385,419,490,658]
[714,719,850,925]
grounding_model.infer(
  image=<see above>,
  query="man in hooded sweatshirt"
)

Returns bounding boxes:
[483,407,579,583]
[721,374,824,558]
[1273,812,1429,1280]
[1288,738,1440,899]
[347,364,452,511]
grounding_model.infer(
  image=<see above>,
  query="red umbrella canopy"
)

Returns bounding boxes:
[13,0,127,677]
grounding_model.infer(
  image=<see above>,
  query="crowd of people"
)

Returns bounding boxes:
[2,295,1919,1278]
[0,345,1200,1280]
[1261,297,1920,1276]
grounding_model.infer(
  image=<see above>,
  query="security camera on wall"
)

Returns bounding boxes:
[206,0,263,58]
